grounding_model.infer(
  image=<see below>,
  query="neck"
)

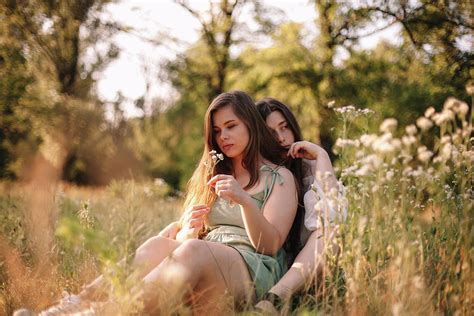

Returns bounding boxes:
[231,154,245,176]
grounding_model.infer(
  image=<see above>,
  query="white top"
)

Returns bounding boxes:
[299,160,348,244]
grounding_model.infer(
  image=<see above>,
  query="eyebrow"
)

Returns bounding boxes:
[278,120,287,126]
[213,119,237,129]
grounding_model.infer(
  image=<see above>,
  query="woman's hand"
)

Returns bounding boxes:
[207,174,250,206]
[158,221,181,239]
[176,205,210,242]
[288,141,324,160]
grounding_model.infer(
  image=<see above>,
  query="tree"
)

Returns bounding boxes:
[0,0,128,183]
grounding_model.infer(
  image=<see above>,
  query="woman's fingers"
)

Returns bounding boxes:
[189,218,205,228]
[190,208,210,218]
[207,174,233,186]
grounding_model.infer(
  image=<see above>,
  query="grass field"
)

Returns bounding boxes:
[0,97,472,315]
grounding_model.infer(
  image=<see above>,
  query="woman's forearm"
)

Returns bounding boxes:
[314,149,338,192]
[239,195,283,256]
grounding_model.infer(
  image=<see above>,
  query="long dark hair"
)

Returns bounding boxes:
[256,98,306,260]
[183,91,288,213]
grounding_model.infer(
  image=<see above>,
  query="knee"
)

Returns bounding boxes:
[177,239,206,256]
[135,235,166,261]
[174,239,208,265]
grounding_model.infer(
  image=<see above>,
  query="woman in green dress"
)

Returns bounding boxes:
[20,91,299,316]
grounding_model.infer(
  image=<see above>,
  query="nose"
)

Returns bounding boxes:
[277,132,285,144]
[220,129,229,141]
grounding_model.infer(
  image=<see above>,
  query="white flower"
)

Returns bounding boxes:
[433,110,454,126]
[424,106,435,118]
[402,135,417,146]
[372,133,395,154]
[334,105,356,113]
[363,154,383,168]
[327,100,335,108]
[380,118,398,133]
[416,117,433,131]
[417,146,433,163]
[360,108,375,115]
[360,134,378,147]
[441,143,452,160]
[335,138,360,148]
[355,164,371,177]
[466,82,474,96]
[391,138,402,150]
[405,124,417,135]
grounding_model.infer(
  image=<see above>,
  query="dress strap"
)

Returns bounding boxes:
[260,165,284,209]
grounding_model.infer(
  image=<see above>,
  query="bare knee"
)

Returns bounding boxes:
[135,236,167,263]
[175,239,207,260]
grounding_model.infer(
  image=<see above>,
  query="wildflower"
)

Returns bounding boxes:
[441,143,452,160]
[417,146,433,163]
[334,105,356,113]
[355,165,371,177]
[405,124,417,135]
[432,110,454,126]
[363,154,383,168]
[466,82,474,95]
[209,150,224,165]
[360,108,375,115]
[402,135,417,146]
[386,170,394,181]
[360,134,377,147]
[416,117,433,131]
[379,118,398,133]
[424,106,435,118]
[391,138,402,150]
[327,100,335,108]
[372,133,395,154]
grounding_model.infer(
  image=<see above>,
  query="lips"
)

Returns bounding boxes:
[222,144,233,152]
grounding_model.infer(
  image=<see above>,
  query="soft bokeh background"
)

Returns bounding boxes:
[0,0,472,315]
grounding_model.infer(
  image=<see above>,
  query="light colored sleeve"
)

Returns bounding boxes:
[303,179,348,231]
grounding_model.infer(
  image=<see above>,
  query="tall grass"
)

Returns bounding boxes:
[0,95,472,315]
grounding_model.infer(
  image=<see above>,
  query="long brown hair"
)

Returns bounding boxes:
[182,91,288,214]
[256,98,306,258]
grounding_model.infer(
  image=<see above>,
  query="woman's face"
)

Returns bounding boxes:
[265,110,295,148]
[212,105,250,159]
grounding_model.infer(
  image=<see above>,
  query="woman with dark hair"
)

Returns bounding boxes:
[255,98,347,313]
[17,91,299,315]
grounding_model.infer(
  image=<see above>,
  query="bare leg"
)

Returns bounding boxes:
[255,227,339,312]
[80,235,181,300]
[138,239,255,315]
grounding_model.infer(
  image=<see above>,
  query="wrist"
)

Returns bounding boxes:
[239,193,255,209]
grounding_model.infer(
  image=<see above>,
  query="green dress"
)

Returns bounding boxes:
[203,165,288,300]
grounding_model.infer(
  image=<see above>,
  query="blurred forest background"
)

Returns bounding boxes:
[0,0,472,189]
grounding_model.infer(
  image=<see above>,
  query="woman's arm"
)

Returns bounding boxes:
[288,141,338,192]
[208,168,298,256]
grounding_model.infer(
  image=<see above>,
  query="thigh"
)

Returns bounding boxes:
[191,241,255,303]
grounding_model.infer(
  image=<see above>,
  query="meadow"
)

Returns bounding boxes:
[0,96,472,315]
